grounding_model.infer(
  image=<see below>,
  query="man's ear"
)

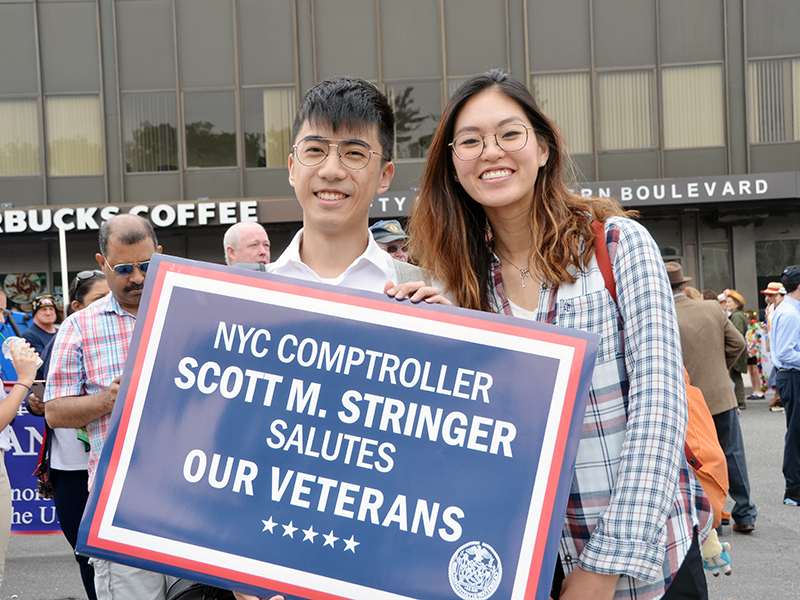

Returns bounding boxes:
[288,154,296,187]
[156,245,163,254]
[95,253,106,270]
[376,160,394,194]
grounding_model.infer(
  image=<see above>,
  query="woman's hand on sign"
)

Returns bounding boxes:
[384,280,452,305]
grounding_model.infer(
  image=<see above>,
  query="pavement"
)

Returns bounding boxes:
[1,395,798,600]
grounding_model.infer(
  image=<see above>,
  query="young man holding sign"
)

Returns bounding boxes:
[235,77,446,600]
[268,76,446,303]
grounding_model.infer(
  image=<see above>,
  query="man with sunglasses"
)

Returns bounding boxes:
[44,214,171,599]
[369,219,410,263]
[267,77,444,304]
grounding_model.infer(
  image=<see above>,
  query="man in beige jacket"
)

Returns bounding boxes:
[666,261,757,533]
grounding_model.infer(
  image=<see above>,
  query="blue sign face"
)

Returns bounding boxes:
[78,255,598,600]
[4,406,59,535]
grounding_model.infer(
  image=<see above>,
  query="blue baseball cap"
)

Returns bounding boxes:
[369,220,407,243]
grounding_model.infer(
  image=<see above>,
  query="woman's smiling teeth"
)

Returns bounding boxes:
[316,191,348,200]
[480,169,512,180]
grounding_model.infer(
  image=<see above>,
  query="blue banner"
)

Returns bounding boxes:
[1,394,59,534]
[78,255,599,600]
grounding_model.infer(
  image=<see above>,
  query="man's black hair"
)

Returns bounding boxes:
[98,214,159,256]
[292,77,395,161]
[784,281,800,294]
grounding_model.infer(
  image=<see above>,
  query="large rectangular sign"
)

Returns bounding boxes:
[77,255,599,600]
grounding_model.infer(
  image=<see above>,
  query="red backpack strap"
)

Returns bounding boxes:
[592,220,616,303]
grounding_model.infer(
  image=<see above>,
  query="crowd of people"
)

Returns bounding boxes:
[0,71,797,600]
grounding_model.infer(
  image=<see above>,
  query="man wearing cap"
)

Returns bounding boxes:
[21,295,58,379]
[666,261,757,532]
[369,219,409,263]
[771,265,800,506]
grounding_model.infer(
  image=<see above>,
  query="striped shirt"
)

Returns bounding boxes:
[492,216,712,599]
[44,293,136,489]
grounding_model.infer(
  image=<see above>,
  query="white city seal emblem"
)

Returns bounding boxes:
[448,541,502,600]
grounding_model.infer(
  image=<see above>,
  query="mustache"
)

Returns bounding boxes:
[124,283,144,293]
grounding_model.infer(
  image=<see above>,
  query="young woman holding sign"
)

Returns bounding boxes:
[407,70,712,600]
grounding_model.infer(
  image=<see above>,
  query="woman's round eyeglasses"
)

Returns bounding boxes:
[449,124,534,161]
[293,138,389,171]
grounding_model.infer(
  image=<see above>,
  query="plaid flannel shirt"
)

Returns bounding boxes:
[492,216,712,599]
[44,293,136,490]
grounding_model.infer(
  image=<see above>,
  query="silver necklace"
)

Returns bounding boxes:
[495,248,531,288]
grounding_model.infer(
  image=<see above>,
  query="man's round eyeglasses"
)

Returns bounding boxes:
[386,243,408,254]
[293,138,389,171]
[449,124,534,161]
[108,261,150,277]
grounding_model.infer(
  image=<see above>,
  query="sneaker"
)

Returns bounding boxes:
[784,488,800,506]
[746,393,765,400]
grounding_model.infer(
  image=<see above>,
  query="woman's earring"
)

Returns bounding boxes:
[453,174,459,182]
[540,160,545,165]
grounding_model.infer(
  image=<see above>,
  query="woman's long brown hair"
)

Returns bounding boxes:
[408,70,634,311]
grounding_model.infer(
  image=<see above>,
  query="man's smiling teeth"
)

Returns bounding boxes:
[480,169,512,180]
[316,191,347,200]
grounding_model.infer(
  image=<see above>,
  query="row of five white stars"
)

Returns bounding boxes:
[262,517,360,553]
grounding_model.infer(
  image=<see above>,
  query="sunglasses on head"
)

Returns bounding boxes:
[386,243,408,254]
[74,269,104,282]
[108,260,150,277]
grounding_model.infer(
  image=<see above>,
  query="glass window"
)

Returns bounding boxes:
[116,0,176,91]
[386,81,441,160]
[177,0,235,88]
[756,239,800,277]
[0,3,39,95]
[314,0,378,81]
[38,0,101,94]
[447,78,469,100]
[598,70,656,150]
[662,64,725,149]
[444,0,506,76]
[531,73,592,154]
[184,91,237,168]
[45,95,103,176]
[243,87,296,169]
[238,0,295,85]
[122,93,178,173]
[702,242,731,294]
[748,58,800,143]
[0,99,40,176]
[380,0,441,79]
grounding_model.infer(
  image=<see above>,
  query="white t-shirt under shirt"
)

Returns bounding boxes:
[268,228,399,293]
[50,427,89,470]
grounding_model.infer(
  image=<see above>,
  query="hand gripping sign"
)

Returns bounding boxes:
[77,255,599,600]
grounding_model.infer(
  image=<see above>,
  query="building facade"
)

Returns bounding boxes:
[1,0,799,314]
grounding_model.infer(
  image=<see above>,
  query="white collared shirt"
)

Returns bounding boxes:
[267,228,398,293]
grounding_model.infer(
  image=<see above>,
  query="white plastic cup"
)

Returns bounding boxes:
[1,336,44,369]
